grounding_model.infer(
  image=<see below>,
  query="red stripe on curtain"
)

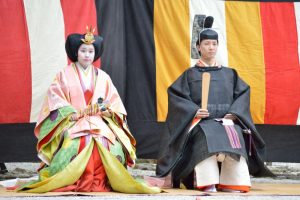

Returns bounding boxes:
[260,2,300,125]
[0,0,31,123]
[60,0,100,67]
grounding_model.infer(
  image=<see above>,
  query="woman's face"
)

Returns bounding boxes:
[197,39,218,60]
[77,44,95,68]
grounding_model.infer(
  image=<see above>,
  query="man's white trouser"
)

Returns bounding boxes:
[195,154,251,187]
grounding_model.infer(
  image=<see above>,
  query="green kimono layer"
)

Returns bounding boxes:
[18,106,160,194]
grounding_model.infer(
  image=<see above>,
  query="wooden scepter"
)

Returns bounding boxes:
[188,72,211,132]
[201,72,211,110]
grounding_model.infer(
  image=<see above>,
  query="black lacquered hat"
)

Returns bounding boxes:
[197,16,218,44]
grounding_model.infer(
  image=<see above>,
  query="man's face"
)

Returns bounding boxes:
[197,39,218,59]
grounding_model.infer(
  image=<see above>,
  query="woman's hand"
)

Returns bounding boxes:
[196,108,209,119]
[69,104,100,121]
[85,104,100,116]
[70,113,79,121]
[100,109,112,118]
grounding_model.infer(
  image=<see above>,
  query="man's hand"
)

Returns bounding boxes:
[196,108,209,119]
[224,113,236,121]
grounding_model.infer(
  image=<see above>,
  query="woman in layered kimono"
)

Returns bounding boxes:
[155,17,273,193]
[18,28,160,194]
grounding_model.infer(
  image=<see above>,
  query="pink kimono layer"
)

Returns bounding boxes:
[34,63,136,192]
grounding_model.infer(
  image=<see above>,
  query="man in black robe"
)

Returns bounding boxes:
[155,16,273,193]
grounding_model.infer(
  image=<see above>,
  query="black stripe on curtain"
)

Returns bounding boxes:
[124,0,160,158]
[96,0,160,158]
[95,0,127,100]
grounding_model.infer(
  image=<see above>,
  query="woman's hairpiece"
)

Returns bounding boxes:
[81,26,96,45]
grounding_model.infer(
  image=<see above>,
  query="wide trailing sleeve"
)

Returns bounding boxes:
[156,69,200,177]
[228,71,265,147]
[228,70,273,176]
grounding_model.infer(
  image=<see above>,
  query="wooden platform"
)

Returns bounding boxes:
[1,183,300,197]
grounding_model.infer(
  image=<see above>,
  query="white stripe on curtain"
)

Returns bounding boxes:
[294,2,300,125]
[297,109,300,125]
[23,0,68,122]
[295,2,300,66]
[189,0,227,67]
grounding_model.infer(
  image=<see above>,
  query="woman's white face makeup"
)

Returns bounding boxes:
[77,44,95,68]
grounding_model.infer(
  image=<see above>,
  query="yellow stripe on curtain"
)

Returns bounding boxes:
[155,0,190,121]
[225,1,265,124]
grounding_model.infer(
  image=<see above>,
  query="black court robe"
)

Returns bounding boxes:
[156,66,274,185]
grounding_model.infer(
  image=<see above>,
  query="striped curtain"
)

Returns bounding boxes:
[1,0,299,157]
[0,0,99,123]
[155,0,300,125]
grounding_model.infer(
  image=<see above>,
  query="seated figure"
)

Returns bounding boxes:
[155,16,274,193]
[17,27,160,194]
